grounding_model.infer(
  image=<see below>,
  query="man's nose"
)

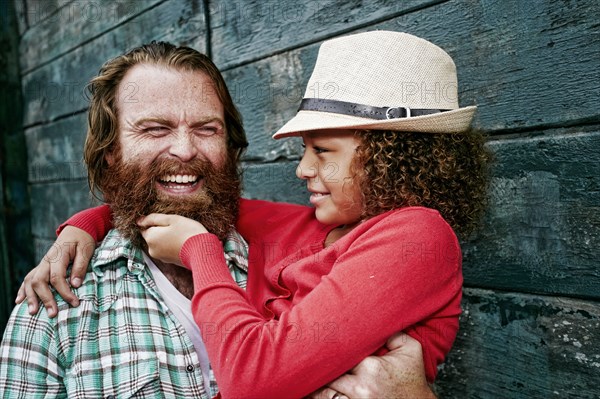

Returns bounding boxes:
[168,131,198,162]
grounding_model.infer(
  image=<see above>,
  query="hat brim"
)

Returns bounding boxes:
[272,106,477,139]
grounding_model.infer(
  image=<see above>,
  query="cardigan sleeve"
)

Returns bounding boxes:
[182,208,462,399]
[56,204,113,241]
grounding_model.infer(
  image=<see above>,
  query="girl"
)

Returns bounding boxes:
[19,31,489,398]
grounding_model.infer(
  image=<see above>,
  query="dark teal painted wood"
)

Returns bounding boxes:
[23,1,74,27]
[1,0,32,336]
[21,0,207,127]
[12,0,27,35]
[435,288,600,398]
[0,172,11,337]
[29,179,99,239]
[463,129,600,299]
[20,0,164,73]
[223,0,600,162]
[222,48,319,161]
[25,112,87,182]
[242,161,309,205]
[210,0,439,69]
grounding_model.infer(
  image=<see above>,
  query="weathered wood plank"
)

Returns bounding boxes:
[1,0,33,334]
[225,0,600,161]
[12,0,28,36]
[0,167,13,336]
[25,112,87,183]
[22,0,207,127]
[463,129,600,299]
[210,0,439,69]
[241,161,308,205]
[435,288,600,398]
[29,179,99,239]
[20,0,164,73]
[222,49,317,161]
[24,0,74,27]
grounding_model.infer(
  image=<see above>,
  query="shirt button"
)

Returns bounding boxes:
[186,364,195,372]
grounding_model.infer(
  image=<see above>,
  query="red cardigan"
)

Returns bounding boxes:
[64,199,462,399]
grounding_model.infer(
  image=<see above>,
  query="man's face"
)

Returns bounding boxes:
[102,64,240,246]
[113,63,228,195]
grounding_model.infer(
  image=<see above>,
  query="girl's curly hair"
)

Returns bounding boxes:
[352,129,492,238]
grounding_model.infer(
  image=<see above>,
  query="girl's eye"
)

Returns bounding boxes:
[300,143,327,154]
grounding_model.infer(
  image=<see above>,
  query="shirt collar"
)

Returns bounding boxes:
[223,228,249,274]
[91,229,145,275]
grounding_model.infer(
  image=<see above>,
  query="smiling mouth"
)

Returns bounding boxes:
[157,174,201,192]
[309,191,330,204]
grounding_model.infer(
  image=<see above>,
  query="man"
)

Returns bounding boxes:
[1,42,435,398]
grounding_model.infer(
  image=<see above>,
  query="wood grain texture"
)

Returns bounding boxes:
[25,112,87,183]
[241,161,309,205]
[222,49,317,162]
[23,0,74,27]
[210,0,438,69]
[435,288,600,398]
[225,0,600,162]
[463,129,600,299]
[20,0,165,73]
[30,179,99,239]
[12,0,28,35]
[0,164,13,337]
[1,0,33,329]
[21,0,207,127]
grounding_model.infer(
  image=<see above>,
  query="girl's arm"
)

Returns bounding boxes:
[56,204,113,241]
[15,205,113,317]
[181,209,462,399]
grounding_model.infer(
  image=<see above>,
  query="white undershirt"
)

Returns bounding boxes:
[143,253,212,396]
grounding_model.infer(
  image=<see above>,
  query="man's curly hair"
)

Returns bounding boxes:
[352,129,492,238]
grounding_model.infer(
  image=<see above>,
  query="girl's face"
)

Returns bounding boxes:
[296,130,363,227]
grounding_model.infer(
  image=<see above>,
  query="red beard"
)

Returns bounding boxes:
[102,153,241,248]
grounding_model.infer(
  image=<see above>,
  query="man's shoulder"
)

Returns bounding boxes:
[2,289,87,349]
[71,229,142,302]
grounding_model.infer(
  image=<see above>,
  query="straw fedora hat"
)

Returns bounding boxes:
[273,31,476,139]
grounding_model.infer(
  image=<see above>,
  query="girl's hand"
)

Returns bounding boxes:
[138,213,208,266]
[15,226,96,317]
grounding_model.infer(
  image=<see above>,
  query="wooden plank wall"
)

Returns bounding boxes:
[11,0,600,397]
[0,0,32,328]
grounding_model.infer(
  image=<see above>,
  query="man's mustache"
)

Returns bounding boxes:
[102,152,240,246]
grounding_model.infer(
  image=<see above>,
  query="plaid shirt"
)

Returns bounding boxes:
[0,229,248,399]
